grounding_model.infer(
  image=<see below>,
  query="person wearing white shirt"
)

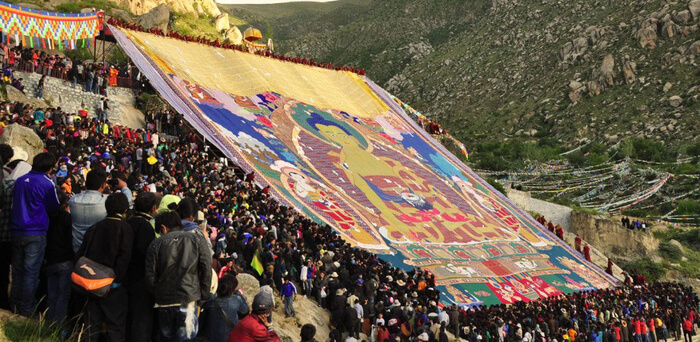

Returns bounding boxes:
[438,309,450,325]
[353,299,364,337]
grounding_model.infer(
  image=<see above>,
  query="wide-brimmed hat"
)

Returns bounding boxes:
[396,279,406,286]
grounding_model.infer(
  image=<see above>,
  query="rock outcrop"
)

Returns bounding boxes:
[224,26,243,45]
[237,273,331,342]
[5,84,47,109]
[570,212,659,262]
[214,13,229,32]
[634,23,658,48]
[135,4,171,32]
[689,0,700,19]
[596,54,615,88]
[669,95,683,107]
[111,0,220,17]
[0,124,44,164]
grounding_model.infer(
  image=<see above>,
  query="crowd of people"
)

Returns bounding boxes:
[621,217,650,232]
[1,42,138,94]
[0,97,441,341]
[0,74,699,342]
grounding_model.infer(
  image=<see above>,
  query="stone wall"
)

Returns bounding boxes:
[13,71,139,126]
[507,189,573,229]
[570,211,659,262]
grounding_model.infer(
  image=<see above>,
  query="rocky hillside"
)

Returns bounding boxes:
[222,0,700,150]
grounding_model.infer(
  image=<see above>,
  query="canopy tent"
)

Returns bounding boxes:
[0,1,103,49]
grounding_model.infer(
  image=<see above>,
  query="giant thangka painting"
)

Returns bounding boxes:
[112,26,618,306]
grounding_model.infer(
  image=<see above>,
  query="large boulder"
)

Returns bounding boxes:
[634,26,658,48]
[224,26,243,45]
[236,273,260,306]
[660,20,679,38]
[5,85,46,109]
[135,4,171,32]
[214,13,230,32]
[690,0,700,19]
[0,124,44,164]
[688,41,700,55]
[674,9,692,24]
[198,0,222,17]
[568,81,586,102]
[594,54,615,89]
[622,61,636,84]
[669,239,685,253]
[110,9,133,22]
[669,95,683,107]
[236,273,331,342]
[111,0,220,17]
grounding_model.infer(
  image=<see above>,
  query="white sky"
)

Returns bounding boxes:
[216,0,335,4]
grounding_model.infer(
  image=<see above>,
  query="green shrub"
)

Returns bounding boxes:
[659,241,683,261]
[486,177,507,197]
[620,138,678,162]
[687,142,700,158]
[677,200,700,216]
[64,47,93,62]
[622,257,666,282]
[136,93,167,112]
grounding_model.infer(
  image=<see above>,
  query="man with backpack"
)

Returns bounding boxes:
[75,192,133,341]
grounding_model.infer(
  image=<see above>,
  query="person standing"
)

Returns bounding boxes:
[682,317,692,342]
[45,191,73,323]
[146,210,212,341]
[10,152,59,317]
[202,274,249,342]
[86,67,94,93]
[36,75,45,99]
[0,144,16,310]
[281,276,297,318]
[102,98,110,123]
[69,169,108,253]
[76,193,133,342]
[126,191,158,342]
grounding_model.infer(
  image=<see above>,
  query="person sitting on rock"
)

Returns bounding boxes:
[228,292,281,342]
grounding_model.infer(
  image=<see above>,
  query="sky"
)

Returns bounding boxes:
[216,0,335,4]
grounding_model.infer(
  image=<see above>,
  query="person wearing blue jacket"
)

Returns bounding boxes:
[281,276,297,317]
[202,274,249,342]
[10,152,59,317]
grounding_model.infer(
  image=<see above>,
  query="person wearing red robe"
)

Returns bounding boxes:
[606,259,614,275]
[575,235,582,252]
[555,226,564,240]
[109,66,118,86]
[583,245,591,262]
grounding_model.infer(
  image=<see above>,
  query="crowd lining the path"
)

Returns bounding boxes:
[0,83,699,342]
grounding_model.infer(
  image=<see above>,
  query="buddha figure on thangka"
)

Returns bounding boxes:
[168,73,613,305]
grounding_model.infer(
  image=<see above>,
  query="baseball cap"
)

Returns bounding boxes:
[252,292,273,314]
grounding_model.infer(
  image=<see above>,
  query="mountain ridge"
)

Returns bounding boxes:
[221,0,700,152]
